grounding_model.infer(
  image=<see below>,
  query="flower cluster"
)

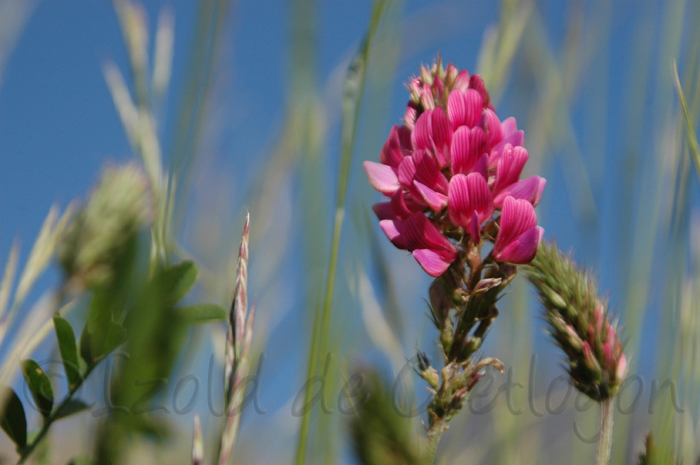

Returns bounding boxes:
[364,58,546,276]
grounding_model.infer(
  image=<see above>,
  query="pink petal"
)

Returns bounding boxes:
[404,104,418,130]
[489,130,525,168]
[493,197,538,258]
[469,210,481,243]
[432,74,445,104]
[372,202,394,220]
[451,126,486,175]
[379,125,405,169]
[398,156,417,188]
[413,149,449,193]
[379,219,407,249]
[501,117,518,137]
[472,153,489,180]
[398,125,413,153]
[412,109,433,150]
[403,213,456,253]
[414,181,448,211]
[448,173,494,229]
[478,109,504,150]
[390,190,413,219]
[431,107,453,156]
[493,226,543,264]
[454,70,470,92]
[364,161,400,195]
[413,249,453,277]
[493,176,546,208]
[463,89,484,128]
[469,74,490,106]
[492,145,529,197]
[447,90,467,128]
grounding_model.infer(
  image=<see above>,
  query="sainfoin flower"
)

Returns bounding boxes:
[364,58,546,276]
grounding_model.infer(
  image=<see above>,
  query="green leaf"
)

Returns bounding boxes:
[173,303,227,324]
[101,322,128,357]
[159,261,198,308]
[78,323,92,367]
[87,289,114,359]
[21,359,53,418]
[54,399,92,421]
[0,386,27,451]
[53,314,81,390]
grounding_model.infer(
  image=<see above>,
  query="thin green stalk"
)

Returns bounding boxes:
[595,399,614,465]
[673,60,700,181]
[426,421,447,464]
[293,2,389,464]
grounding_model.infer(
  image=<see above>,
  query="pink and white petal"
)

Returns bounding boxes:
[398,156,417,188]
[364,161,400,195]
[463,89,484,128]
[412,109,433,150]
[414,181,448,211]
[404,104,418,130]
[379,219,407,249]
[469,210,481,243]
[372,202,394,220]
[493,226,544,264]
[413,249,453,277]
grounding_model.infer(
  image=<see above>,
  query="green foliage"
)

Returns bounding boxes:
[54,400,92,421]
[350,371,427,465]
[20,360,53,418]
[0,386,27,452]
[53,314,81,390]
[173,303,227,324]
[638,434,678,465]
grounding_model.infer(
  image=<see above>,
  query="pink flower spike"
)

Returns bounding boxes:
[413,249,453,277]
[493,197,543,264]
[414,181,448,211]
[379,125,405,169]
[364,161,400,195]
[493,176,546,208]
[412,110,433,150]
[447,173,494,236]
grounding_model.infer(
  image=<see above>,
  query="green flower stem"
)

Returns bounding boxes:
[595,399,614,465]
[426,420,447,464]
